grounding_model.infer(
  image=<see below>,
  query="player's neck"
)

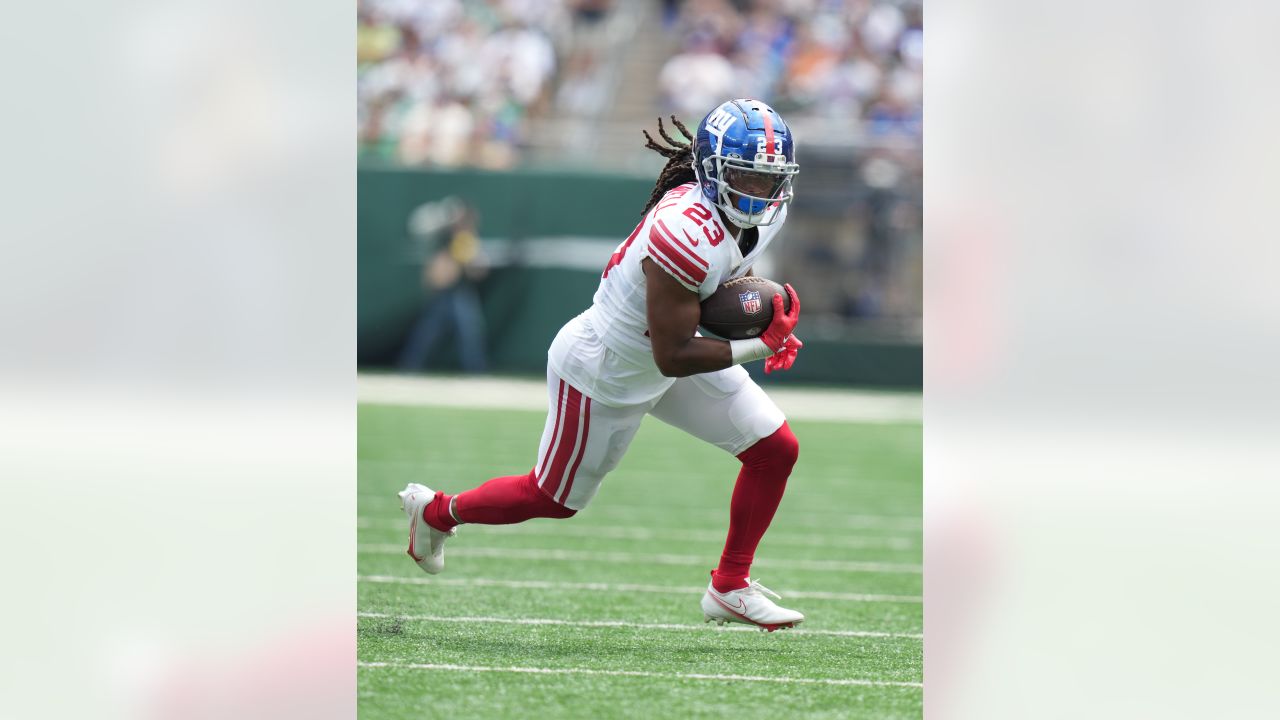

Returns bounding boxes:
[721,207,747,243]
[715,209,760,255]
[716,209,742,240]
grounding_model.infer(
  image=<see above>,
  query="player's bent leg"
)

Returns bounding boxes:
[649,369,805,627]
[528,372,650,511]
[397,368,647,575]
[398,472,575,576]
[712,422,799,592]
[444,471,577,528]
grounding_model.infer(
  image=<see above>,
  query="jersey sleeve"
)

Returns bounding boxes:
[642,208,714,294]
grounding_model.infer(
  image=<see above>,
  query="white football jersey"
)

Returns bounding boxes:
[548,182,788,407]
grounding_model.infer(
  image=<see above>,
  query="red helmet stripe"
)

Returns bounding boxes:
[762,110,775,159]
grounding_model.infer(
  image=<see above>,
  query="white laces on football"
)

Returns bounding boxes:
[744,579,782,601]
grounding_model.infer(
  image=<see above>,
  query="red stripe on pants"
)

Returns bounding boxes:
[535,379,567,483]
[541,385,583,499]
[556,396,592,505]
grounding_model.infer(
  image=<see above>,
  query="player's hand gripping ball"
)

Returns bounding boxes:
[699,276,801,346]
[699,277,791,340]
[701,278,803,373]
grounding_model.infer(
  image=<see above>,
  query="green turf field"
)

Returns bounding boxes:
[358,401,922,719]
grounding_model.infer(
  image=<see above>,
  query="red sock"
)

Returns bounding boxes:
[423,471,576,532]
[422,491,458,532]
[711,422,799,593]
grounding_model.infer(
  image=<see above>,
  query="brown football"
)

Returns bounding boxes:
[699,276,792,340]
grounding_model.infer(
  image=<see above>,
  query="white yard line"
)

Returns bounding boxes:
[355,518,918,550]
[358,611,921,640]
[580,505,923,531]
[358,661,922,688]
[357,499,924,533]
[358,544,922,574]
[358,373,921,424]
[357,574,922,604]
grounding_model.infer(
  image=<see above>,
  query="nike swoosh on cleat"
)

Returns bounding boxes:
[711,594,753,621]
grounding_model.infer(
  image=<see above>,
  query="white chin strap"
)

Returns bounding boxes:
[724,209,756,229]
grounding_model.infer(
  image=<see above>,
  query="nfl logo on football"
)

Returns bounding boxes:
[739,290,762,315]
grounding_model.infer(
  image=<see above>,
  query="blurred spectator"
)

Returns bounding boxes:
[660,0,923,143]
[658,34,736,118]
[358,0,573,168]
[554,0,616,116]
[398,198,490,373]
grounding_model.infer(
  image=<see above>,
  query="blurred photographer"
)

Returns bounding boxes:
[397,197,489,373]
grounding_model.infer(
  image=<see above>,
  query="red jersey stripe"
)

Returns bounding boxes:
[647,245,699,289]
[654,219,710,267]
[648,228,707,283]
[650,239,707,284]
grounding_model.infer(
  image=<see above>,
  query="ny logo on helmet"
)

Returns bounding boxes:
[706,108,736,135]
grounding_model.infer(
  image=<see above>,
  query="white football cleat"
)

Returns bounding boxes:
[397,483,456,574]
[701,578,805,632]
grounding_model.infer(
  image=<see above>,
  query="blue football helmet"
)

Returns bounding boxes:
[693,99,799,229]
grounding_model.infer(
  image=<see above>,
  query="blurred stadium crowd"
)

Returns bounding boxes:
[358,0,921,328]
[357,0,616,168]
[358,0,920,163]
[658,0,921,137]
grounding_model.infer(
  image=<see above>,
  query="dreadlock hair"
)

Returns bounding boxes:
[640,116,698,216]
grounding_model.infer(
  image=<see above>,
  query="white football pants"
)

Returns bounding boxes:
[532,365,786,510]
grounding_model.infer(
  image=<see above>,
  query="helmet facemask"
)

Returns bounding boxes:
[700,153,798,229]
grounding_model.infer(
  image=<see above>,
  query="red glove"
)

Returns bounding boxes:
[759,284,801,353]
[765,334,803,374]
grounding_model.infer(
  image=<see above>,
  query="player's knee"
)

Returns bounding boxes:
[770,423,800,469]
[740,421,799,471]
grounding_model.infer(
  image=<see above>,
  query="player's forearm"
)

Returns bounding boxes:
[652,337,733,377]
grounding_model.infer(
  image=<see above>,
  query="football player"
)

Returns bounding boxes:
[400,99,806,631]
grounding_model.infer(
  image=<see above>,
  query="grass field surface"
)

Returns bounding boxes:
[358,388,922,718]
